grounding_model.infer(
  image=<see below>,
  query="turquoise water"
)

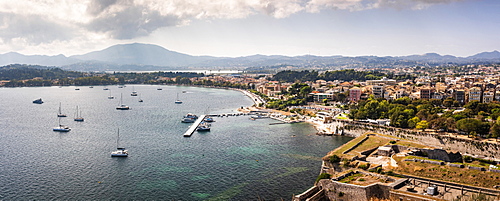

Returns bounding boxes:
[0,85,352,200]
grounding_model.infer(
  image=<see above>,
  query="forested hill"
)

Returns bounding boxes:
[0,64,84,80]
[271,69,415,82]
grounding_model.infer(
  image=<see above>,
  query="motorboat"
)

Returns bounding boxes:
[197,122,211,132]
[204,116,215,122]
[33,98,43,104]
[181,113,198,123]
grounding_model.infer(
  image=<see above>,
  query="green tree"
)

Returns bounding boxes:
[416,120,429,130]
[408,117,421,128]
[456,118,482,137]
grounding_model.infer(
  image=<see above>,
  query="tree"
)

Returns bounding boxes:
[408,117,421,128]
[456,118,482,137]
[416,120,429,130]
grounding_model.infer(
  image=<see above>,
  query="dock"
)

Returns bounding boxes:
[183,115,206,137]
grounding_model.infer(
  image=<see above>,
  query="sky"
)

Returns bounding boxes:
[0,0,499,57]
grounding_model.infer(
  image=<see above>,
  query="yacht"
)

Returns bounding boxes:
[53,118,70,132]
[197,122,211,132]
[32,98,43,104]
[131,87,138,96]
[116,93,130,110]
[53,125,71,132]
[181,113,198,123]
[111,129,128,157]
[57,102,67,117]
[175,93,182,104]
[108,89,114,99]
[204,116,215,122]
[74,106,84,122]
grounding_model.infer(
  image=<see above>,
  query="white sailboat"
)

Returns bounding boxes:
[53,117,71,132]
[57,102,67,117]
[116,93,130,110]
[131,86,138,96]
[74,106,84,121]
[111,128,128,157]
[108,89,114,99]
[175,93,182,104]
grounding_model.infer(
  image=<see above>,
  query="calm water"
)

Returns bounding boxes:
[0,85,352,200]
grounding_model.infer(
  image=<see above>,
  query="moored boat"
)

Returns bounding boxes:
[33,98,44,104]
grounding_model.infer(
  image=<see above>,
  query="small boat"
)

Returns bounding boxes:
[75,88,80,90]
[157,87,162,90]
[197,122,211,132]
[89,86,94,88]
[108,89,114,99]
[204,116,215,122]
[103,87,109,90]
[116,93,130,110]
[175,93,182,104]
[181,113,198,123]
[74,106,84,121]
[131,87,138,96]
[111,128,128,157]
[182,90,187,93]
[33,98,44,104]
[53,118,70,132]
[57,102,67,117]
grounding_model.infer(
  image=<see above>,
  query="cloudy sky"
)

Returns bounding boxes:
[0,0,499,57]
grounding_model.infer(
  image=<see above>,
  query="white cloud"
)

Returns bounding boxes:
[0,0,467,50]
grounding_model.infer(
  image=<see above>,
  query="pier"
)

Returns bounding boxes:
[183,115,206,137]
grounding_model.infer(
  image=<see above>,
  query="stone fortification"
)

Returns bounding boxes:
[326,119,500,159]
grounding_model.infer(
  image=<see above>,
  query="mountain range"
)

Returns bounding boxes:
[1,43,499,71]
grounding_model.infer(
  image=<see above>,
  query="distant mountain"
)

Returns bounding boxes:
[69,43,216,66]
[1,43,499,71]
[0,52,80,66]
[468,50,500,59]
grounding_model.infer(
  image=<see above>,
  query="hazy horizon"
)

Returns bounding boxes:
[1,0,499,57]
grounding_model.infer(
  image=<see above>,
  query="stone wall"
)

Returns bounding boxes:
[317,179,391,201]
[327,119,500,159]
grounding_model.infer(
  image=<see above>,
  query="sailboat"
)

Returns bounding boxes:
[74,106,84,121]
[131,87,138,96]
[111,128,128,157]
[108,89,114,99]
[175,93,182,104]
[116,93,130,110]
[53,117,71,132]
[57,102,67,117]
[138,94,143,102]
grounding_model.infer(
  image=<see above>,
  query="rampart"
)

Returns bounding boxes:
[326,119,500,159]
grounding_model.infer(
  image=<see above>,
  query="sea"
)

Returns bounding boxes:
[0,85,352,200]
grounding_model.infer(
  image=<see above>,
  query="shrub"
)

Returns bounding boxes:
[329,155,341,163]
[316,173,331,183]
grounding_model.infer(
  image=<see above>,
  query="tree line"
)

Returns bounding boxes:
[271,69,415,82]
[349,96,500,139]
